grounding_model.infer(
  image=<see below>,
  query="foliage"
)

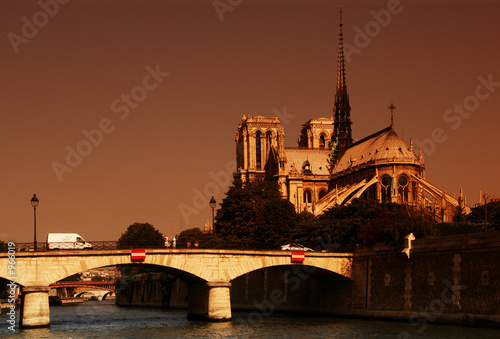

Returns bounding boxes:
[214,180,438,250]
[117,222,164,249]
[61,273,82,281]
[253,197,297,249]
[0,278,8,299]
[452,204,467,222]
[467,200,500,231]
[91,276,109,281]
[160,273,177,307]
[0,241,7,251]
[115,276,134,302]
[177,228,211,248]
[215,179,296,249]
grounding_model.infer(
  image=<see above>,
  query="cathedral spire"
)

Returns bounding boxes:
[333,5,352,159]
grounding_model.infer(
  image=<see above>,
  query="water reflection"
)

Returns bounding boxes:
[1,300,498,338]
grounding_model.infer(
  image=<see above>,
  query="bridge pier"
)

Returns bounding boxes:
[19,286,50,328]
[187,281,232,322]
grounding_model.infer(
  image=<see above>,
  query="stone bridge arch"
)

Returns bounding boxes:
[221,252,353,282]
[0,249,354,328]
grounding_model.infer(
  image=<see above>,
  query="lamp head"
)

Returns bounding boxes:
[209,196,216,209]
[31,194,39,208]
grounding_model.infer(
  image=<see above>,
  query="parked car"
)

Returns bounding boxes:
[281,243,313,251]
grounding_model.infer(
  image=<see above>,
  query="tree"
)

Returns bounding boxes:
[117,222,164,249]
[452,204,467,222]
[467,200,500,231]
[253,197,297,249]
[215,179,298,249]
[62,273,82,281]
[177,227,210,248]
[91,276,106,281]
[317,199,436,250]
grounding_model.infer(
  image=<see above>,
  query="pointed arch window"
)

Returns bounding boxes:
[381,174,392,202]
[318,189,327,200]
[266,131,272,146]
[319,134,326,148]
[256,131,262,169]
[398,174,409,203]
[302,161,312,174]
[303,189,312,204]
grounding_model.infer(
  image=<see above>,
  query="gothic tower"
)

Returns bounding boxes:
[235,115,284,182]
[332,6,352,160]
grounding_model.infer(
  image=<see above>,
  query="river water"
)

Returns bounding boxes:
[1,300,498,338]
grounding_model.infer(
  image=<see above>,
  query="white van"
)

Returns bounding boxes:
[46,233,93,250]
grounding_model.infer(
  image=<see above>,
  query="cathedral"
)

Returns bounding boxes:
[234,9,469,222]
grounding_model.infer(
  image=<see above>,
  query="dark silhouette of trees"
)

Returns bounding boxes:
[214,180,437,250]
[215,179,296,249]
[177,228,210,248]
[117,222,164,249]
[467,200,500,231]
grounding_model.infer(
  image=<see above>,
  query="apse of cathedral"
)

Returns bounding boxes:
[234,8,468,222]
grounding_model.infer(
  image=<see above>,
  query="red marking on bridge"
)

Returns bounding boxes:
[131,249,146,260]
[291,252,305,262]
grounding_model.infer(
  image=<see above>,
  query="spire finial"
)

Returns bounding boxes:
[388,103,396,129]
[340,4,343,27]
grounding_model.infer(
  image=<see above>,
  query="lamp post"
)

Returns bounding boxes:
[483,194,489,230]
[209,196,216,248]
[30,194,39,251]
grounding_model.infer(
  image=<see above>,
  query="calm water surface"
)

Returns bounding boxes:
[1,300,498,338]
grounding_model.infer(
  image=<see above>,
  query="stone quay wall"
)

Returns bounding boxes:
[351,231,500,327]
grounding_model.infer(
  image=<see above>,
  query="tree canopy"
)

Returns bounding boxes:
[117,222,164,249]
[213,179,437,251]
[177,227,211,248]
[467,200,500,231]
[215,179,297,249]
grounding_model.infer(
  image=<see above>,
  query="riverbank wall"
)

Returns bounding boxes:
[350,231,500,328]
[115,232,500,327]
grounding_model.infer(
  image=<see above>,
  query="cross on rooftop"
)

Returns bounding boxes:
[388,103,396,128]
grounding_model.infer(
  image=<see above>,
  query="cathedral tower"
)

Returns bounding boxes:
[332,6,352,160]
[235,115,284,182]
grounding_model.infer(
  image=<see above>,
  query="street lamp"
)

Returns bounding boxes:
[209,196,216,248]
[483,194,489,230]
[30,194,39,251]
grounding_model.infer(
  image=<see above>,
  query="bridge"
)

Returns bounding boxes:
[49,280,116,300]
[49,280,116,291]
[0,248,353,328]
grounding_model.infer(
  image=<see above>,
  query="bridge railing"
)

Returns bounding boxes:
[1,241,354,252]
[1,241,119,252]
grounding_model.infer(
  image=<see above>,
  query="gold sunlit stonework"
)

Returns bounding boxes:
[234,8,469,222]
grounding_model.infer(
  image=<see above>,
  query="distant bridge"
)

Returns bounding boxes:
[0,248,353,328]
[49,280,116,291]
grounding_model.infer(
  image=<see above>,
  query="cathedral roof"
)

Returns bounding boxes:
[332,126,418,174]
[284,148,331,176]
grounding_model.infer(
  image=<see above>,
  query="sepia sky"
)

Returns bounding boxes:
[1,0,499,243]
